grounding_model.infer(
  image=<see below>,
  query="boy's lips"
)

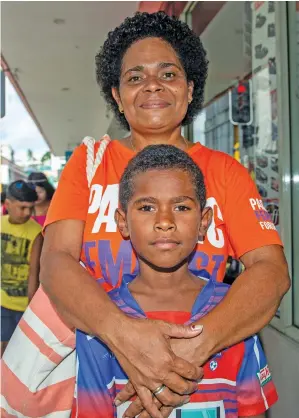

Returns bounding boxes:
[151,238,180,249]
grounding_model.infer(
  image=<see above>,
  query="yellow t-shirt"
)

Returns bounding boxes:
[1,215,42,311]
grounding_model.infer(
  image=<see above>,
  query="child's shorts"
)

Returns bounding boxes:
[1,306,24,341]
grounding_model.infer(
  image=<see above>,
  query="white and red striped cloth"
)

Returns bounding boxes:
[1,287,76,417]
[1,136,110,417]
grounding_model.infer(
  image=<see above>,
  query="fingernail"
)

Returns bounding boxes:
[191,324,203,331]
[114,399,121,406]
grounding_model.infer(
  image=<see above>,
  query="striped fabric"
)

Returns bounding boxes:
[1,287,76,418]
[1,137,107,418]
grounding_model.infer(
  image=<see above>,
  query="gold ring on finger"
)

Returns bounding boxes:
[152,384,166,396]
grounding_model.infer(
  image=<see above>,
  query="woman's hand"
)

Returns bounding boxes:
[110,317,204,418]
[116,330,209,418]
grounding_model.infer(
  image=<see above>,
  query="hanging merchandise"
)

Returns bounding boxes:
[251,1,279,202]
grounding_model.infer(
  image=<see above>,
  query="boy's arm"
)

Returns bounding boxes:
[28,232,43,302]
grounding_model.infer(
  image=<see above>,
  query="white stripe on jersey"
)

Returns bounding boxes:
[253,335,269,409]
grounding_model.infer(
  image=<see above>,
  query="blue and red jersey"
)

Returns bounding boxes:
[73,274,278,417]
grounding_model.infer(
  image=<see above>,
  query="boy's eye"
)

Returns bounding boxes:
[139,205,155,212]
[174,205,191,211]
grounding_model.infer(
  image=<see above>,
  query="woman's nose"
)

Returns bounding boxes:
[143,76,164,93]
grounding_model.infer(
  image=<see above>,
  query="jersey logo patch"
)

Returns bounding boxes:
[209,360,218,371]
[257,364,272,386]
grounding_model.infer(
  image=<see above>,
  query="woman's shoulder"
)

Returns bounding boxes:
[192,143,240,174]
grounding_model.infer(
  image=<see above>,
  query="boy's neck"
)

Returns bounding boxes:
[8,216,25,225]
[128,260,205,313]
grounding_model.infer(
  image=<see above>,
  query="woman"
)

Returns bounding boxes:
[27,172,55,226]
[2,12,289,418]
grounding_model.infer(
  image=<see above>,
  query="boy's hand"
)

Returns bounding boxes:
[122,390,174,418]
[111,317,204,418]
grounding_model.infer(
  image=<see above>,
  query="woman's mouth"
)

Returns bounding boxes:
[140,100,170,109]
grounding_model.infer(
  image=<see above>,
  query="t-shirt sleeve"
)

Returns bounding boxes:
[44,144,89,228]
[223,156,282,258]
[237,336,278,416]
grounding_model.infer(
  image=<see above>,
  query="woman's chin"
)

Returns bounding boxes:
[139,118,172,131]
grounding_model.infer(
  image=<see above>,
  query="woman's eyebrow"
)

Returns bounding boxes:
[123,62,181,77]
[123,65,144,76]
[158,62,182,70]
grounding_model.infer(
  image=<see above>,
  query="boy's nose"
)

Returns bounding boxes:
[154,213,176,232]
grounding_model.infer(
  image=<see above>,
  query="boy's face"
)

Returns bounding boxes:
[116,169,212,270]
[5,198,35,224]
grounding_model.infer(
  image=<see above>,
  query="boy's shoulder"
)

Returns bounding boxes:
[27,217,42,231]
[1,214,9,225]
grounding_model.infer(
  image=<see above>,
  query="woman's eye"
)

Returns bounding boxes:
[128,75,142,82]
[139,205,154,212]
[162,72,175,79]
[174,205,190,211]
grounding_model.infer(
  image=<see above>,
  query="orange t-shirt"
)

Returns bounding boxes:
[45,139,282,290]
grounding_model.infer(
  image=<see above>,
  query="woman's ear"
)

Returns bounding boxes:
[187,81,194,104]
[112,88,123,111]
[198,206,213,240]
[115,208,129,238]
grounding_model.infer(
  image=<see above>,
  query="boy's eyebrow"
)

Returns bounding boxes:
[170,196,196,203]
[133,197,157,205]
[133,196,196,205]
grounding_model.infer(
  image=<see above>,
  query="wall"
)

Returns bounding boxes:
[260,326,299,418]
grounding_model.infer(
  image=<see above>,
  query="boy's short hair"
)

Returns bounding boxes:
[119,145,206,212]
[6,180,38,203]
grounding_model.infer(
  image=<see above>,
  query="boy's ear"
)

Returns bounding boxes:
[5,198,12,210]
[198,206,213,240]
[115,208,129,238]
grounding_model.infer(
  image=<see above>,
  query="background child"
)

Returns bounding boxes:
[1,180,43,356]
[27,172,55,226]
[74,145,278,418]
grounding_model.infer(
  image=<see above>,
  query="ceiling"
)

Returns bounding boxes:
[2,1,248,156]
[1,1,138,155]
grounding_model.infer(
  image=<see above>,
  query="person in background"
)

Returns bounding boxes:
[27,172,55,226]
[1,190,8,215]
[1,180,43,356]
[74,145,277,418]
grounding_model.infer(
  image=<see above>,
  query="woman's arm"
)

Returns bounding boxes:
[40,219,204,418]
[184,244,290,365]
[28,233,43,302]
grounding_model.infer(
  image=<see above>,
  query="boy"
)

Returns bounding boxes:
[1,180,43,356]
[74,145,278,417]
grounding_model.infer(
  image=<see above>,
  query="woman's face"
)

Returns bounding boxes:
[35,186,47,205]
[112,37,193,133]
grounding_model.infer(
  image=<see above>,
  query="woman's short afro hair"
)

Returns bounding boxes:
[96,11,208,131]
